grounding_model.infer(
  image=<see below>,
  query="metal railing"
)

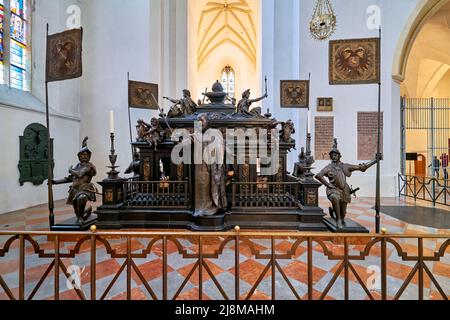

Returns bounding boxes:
[398,174,450,206]
[123,180,190,209]
[231,182,300,208]
[0,230,448,300]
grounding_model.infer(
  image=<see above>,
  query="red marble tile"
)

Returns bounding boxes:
[230,241,268,258]
[177,260,224,286]
[152,240,181,257]
[243,290,271,300]
[110,239,146,254]
[284,261,327,284]
[80,259,122,284]
[0,287,19,300]
[433,262,450,278]
[175,287,211,300]
[110,287,148,300]
[229,259,270,286]
[386,261,431,288]
[302,289,335,301]
[132,259,173,285]
[0,259,19,275]
[275,240,306,257]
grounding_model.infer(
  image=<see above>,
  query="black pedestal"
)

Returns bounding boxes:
[50,215,97,232]
[323,217,369,233]
[190,213,228,231]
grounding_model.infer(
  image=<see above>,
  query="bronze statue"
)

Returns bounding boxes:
[293,147,307,178]
[136,119,149,142]
[164,89,198,118]
[315,139,381,229]
[136,118,163,149]
[280,120,295,142]
[146,118,163,150]
[236,89,268,117]
[193,114,227,217]
[125,152,141,177]
[52,137,97,225]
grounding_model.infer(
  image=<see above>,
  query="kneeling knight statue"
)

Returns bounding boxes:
[315,139,382,230]
[53,137,98,226]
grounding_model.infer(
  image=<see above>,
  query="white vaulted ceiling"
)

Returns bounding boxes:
[197,0,257,70]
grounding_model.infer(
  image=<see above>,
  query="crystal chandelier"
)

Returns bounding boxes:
[309,0,337,41]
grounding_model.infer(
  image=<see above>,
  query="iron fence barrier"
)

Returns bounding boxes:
[0,230,448,300]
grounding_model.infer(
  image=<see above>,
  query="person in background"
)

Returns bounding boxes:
[441,153,449,180]
[429,156,441,179]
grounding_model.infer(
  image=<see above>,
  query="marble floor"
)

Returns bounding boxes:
[0,197,448,300]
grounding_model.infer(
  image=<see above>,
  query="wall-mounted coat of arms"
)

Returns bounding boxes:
[329,37,380,85]
[280,80,310,108]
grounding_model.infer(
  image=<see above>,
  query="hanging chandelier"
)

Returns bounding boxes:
[309,0,337,41]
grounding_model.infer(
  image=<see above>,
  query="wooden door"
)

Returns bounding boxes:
[415,154,426,176]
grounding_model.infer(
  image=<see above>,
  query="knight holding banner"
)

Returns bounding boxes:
[164,89,198,118]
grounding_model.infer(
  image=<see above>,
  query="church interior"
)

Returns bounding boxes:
[0,0,449,302]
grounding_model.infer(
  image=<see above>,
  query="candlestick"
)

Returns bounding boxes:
[307,110,312,134]
[107,132,120,180]
[109,111,115,134]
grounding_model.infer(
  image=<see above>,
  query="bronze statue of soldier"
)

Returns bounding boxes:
[315,139,382,230]
[164,89,198,118]
[236,89,268,117]
[52,137,98,226]
[125,151,141,178]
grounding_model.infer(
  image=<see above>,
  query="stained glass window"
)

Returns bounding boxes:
[0,0,30,90]
[0,1,4,84]
[221,66,235,99]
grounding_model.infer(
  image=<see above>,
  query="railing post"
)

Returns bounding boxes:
[235,234,240,301]
[418,238,424,300]
[163,236,168,301]
[126,236,132,300]
[344,237,349,301]
[271,237,276,300]
[381,237,387,300]
[54,235,60,301]
[307,237,313,301]
[19,235,25,300]
[199,236,203,301]
[90,234,96,300]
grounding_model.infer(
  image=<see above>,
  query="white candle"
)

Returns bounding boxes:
[307,110,312,134]
[109,111,115,133]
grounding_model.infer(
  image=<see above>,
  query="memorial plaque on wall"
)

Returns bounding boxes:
[358,112,383,160]
[315,117,334,160]
[18,123,54,186]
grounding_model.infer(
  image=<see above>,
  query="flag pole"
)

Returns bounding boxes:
[375,27,382,234]
[45,23,55,228]
[127,72,134,157]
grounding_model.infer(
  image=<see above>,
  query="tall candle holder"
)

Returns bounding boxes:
[303,133,316,181]
[107,132,120,180]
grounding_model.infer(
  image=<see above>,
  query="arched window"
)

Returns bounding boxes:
[0,0,31,91]
[220,66,235,99]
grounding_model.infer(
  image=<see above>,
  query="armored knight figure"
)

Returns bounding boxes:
[145,117,163,150]
[236,89,268,117]
[315,139,382,229]
[52,137,98,226]
[293,147,307,178]
[280,120,295,143]
[125,152,141,177]
[164,89,198,118]
[136,119,149,142]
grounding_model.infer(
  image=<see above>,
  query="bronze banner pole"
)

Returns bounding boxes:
[375,27,382,234]
[45,23,55,227]
[127,72,134,157]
